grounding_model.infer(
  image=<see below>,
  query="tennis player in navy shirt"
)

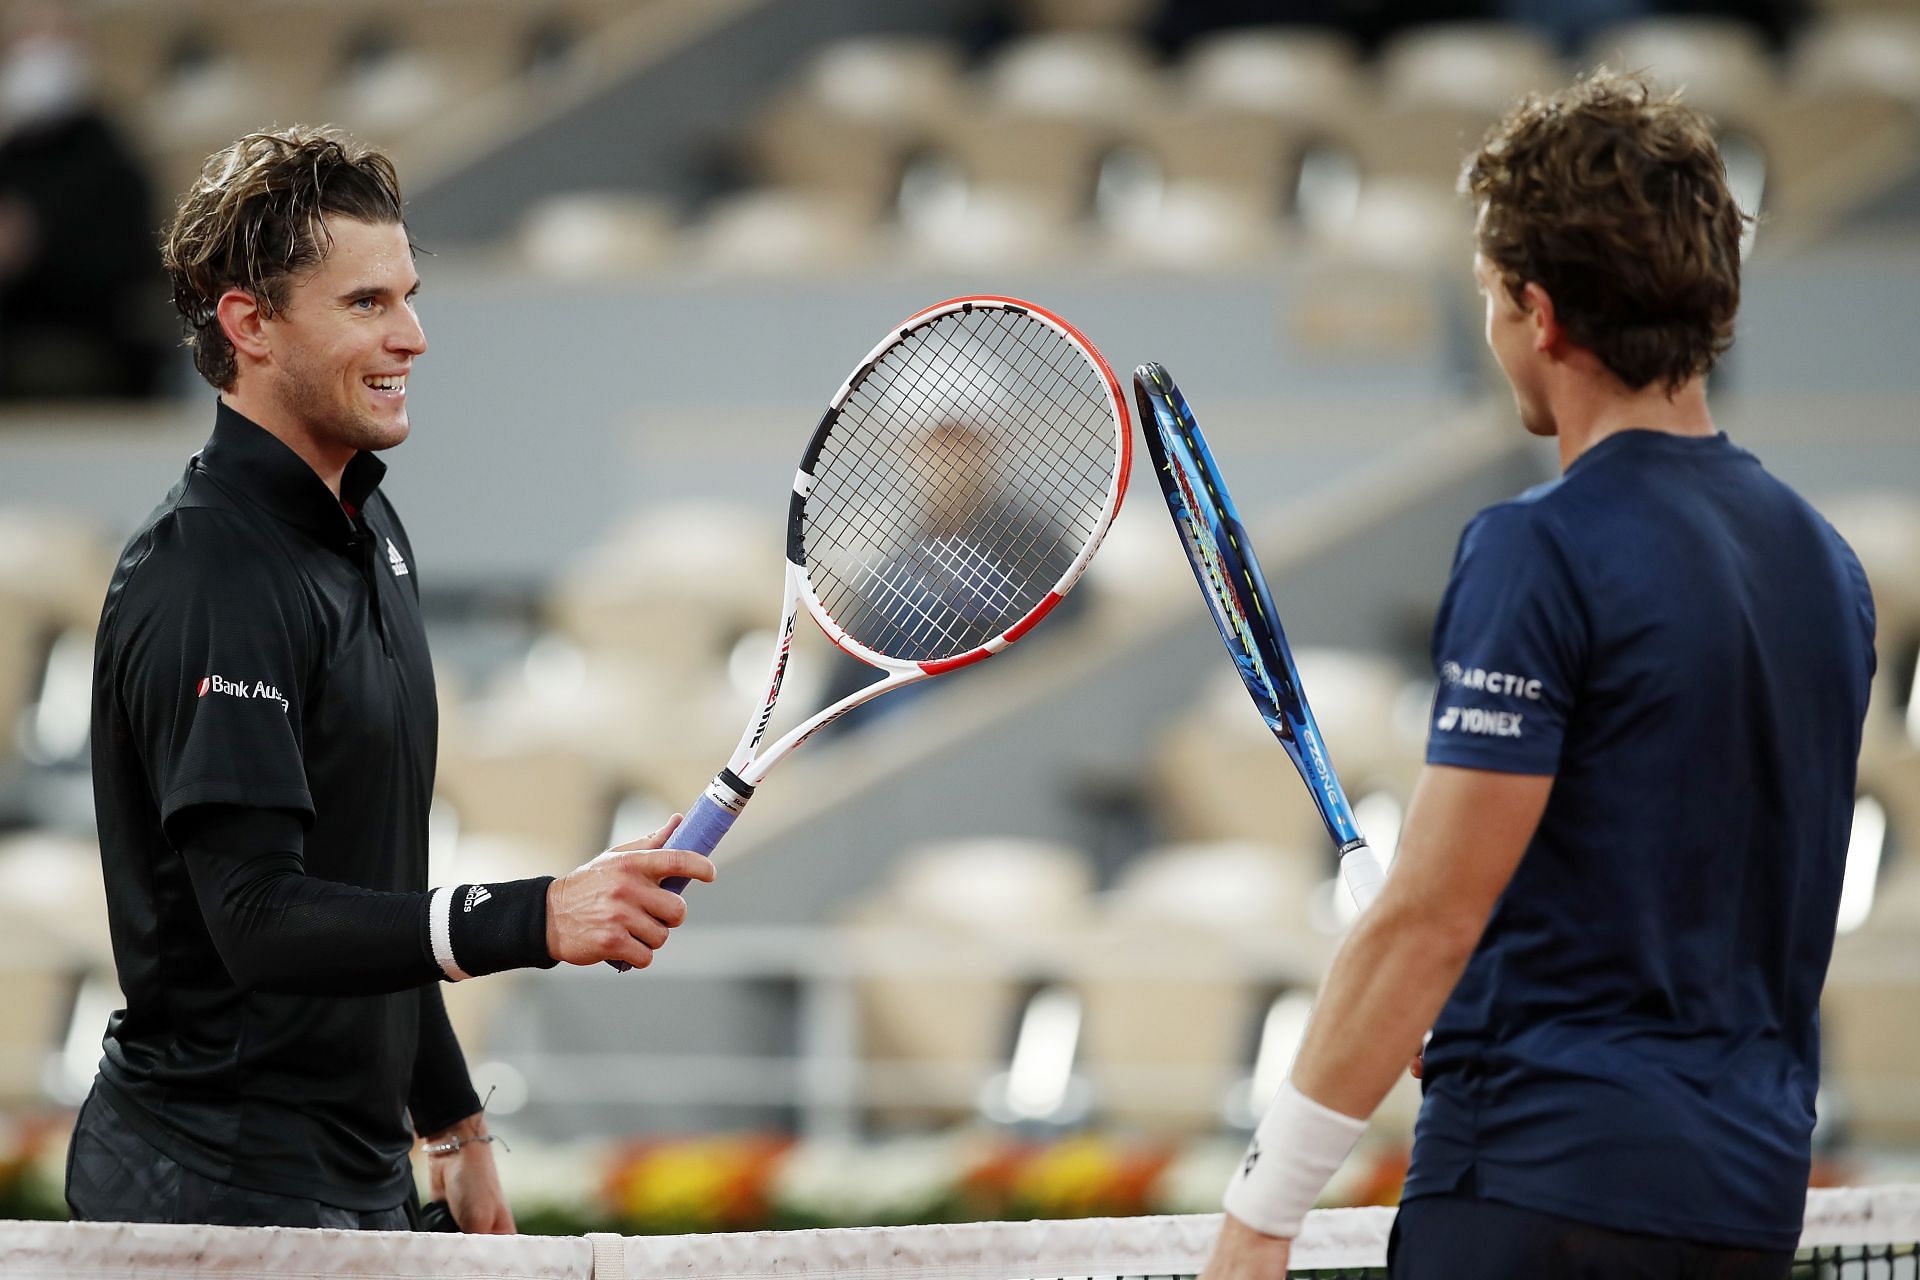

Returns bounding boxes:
[1203,71,1876,1279]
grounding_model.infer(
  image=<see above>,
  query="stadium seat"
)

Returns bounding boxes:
[518,194,680,276]
[320,0,533,141]
[1793,12,1920,109]
[746,37,968,222]
[937,34,1167,225]
[83,3,189,112]
[1151,654,1421,861]
[693,191,875,272]
[1146,28,1363,224]
[1823,776,1920,1143]
[0,831,110,1106]
[546,502,781,680]
[1753,86,1920,243]
[1079,500,1201,604]
[1381,23,1564,119]
[983,32,1161,122]
[0,512,114,775]
[1363,24,1565,191]
[1315,177,1471,265]
[1824,494,1920,750]
[436,641,750,859]
[1582,18,1776,124]
[1077,840,1328,1131]
[1101,179,1285,267]
[843,838,1095,1126]
[894,183,1082,269]
[136,46,306,201]
[1745,20,1920,242]
[1182,26,1361,121]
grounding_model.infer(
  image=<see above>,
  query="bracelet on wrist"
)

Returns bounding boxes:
[421,1132,497,1158]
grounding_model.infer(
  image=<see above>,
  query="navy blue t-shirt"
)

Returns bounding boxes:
[1406,430,1875,1251]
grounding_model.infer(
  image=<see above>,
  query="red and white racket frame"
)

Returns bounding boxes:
[727,295,1132,795]
[623,296,1130,921]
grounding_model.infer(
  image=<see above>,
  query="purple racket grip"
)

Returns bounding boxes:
[603,781,748,971]
[659,789,740,894]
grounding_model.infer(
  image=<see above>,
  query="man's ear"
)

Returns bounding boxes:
[1520,280,1562,355]
[216,288,272,365]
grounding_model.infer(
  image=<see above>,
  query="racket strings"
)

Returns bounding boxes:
[805,307,1116,661]
[872,313,1105,557]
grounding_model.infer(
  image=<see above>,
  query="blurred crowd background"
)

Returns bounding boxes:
[0,0,1916,1231]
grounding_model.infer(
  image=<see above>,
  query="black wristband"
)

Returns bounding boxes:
[427,877,556,980]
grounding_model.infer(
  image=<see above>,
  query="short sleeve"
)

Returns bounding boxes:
[109,512,315,827]
[1425,502,1587,775]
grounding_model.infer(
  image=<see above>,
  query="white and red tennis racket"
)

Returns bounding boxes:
[645,295,1130,902]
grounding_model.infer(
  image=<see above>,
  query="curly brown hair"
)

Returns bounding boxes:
[1462,69,1751,392]
[162,126,407,390]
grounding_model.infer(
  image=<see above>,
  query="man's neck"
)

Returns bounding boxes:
[221,388,354,498]
[1547,370,1716,472]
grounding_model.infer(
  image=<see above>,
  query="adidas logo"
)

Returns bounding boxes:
[463,885,492,912]
[386,537,409,577]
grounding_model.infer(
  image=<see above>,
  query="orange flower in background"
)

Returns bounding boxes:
[603,1135,792,1234]
[0,1111,71,1220]
[959,1140,1030,1212]
[1005,1136,1176,1220]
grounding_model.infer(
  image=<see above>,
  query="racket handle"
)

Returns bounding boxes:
[660,795,736,892]
[605,772,752,971]
[1340,842,1386,914]
[660,770,754,893]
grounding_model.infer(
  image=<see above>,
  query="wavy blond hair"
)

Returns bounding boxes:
[1463,70,1751,392]
[162,126,407,389]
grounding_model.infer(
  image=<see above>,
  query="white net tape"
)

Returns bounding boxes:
[2,1186,1915,1279]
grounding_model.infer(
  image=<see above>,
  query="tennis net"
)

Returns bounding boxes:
[4,1185,1915,1278]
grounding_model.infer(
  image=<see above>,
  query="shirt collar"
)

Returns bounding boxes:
[196,400,388,549]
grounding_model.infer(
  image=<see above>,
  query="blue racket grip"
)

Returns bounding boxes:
[659,789,741,894]
[605,772,751,972]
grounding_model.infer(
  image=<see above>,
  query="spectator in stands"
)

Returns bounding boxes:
[0,1,163,400]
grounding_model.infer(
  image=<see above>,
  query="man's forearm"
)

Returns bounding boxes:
[1217,766,1551,1252]
[1289,891,1481,1119]
[177,805,555,995]
[1220,889,1481,1239]
[1291,764,1550,1121]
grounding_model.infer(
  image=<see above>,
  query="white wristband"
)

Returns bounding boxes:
[428,886,471,982]
[1222,1080,1368,1238]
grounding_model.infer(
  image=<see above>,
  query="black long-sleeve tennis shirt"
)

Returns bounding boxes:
[90,403,551,1209]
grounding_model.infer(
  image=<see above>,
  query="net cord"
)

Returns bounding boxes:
[4,1186,1915,1279]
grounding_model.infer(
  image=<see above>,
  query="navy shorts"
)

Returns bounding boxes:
[1387,1192,1795,1280]
[65,1088,415,1230]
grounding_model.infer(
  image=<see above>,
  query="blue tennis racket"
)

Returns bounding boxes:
[1133,362,1385,912]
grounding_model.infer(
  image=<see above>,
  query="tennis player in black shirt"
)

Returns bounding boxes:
[70,127,713,1230]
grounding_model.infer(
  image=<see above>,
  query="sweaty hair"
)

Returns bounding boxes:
[162,126,407,390]
[1462,69,1750,392]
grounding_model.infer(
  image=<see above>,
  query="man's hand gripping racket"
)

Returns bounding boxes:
[1133,362,1385,913]
[603,298,1133,968]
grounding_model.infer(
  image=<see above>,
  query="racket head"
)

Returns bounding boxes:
[791,297,1131,675]
[1133,361,1362,849]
